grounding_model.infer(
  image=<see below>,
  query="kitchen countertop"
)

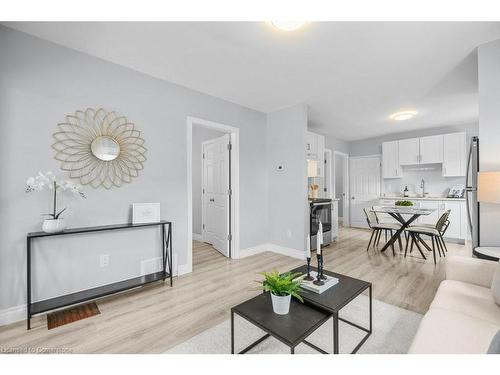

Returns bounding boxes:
[379,196,465,201]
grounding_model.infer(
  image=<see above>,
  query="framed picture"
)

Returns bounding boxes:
[132,203,161,224]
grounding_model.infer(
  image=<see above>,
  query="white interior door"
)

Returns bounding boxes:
[202,134,230,257]
[349,156,381,228]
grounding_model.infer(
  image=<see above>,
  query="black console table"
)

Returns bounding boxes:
[26,220,173,330]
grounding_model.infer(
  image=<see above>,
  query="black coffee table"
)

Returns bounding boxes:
[290,265,372,354]
[231,293,331,354]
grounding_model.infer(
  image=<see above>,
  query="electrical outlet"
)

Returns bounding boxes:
[99,254,109,268]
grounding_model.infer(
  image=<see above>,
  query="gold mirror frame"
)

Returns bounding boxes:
[52,108,147,189]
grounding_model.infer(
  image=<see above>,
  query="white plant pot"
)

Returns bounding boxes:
[271,293,291,315]
[42,218,67,233]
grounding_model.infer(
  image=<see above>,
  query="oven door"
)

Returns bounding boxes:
[310,202,332,235]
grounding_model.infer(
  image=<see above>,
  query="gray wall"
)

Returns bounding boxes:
[349,123,478,157]
[192,127,227,236]
[267,104,308,251]
[478,38,500,246]
[325,134,350,154]
[0,26,268,311]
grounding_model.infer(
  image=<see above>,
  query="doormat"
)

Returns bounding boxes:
[47,302,100,329]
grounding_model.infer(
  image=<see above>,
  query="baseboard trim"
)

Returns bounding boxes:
[192,233,203,242]
[0,304,26,326]
[240,243,305,260]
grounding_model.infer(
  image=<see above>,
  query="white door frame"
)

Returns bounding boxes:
[348,154,381,227]
[186,116,240,275]
[333,150,350,226]
[324,149,333,199]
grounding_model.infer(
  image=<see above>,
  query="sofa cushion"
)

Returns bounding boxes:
[430,280,500,325]
[488,330,500,354]
[409,308,500,354]
[492,261,500,306]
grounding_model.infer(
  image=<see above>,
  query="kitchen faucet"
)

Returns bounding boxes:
[420,179,425,196]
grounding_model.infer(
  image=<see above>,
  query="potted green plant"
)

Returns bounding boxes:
[395,200,414,206]
[257,271,304,315]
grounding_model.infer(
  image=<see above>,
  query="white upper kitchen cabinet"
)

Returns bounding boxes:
[419,135,443,164]
[382,141,401,178]
[442,132,467,177]
[398,138,420,165]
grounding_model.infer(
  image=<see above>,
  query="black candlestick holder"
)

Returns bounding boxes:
[304,257,314,281]
[313,253,325,286]
[319,254,327,280]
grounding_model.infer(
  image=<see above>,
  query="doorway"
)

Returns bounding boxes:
[186,117,240,275]
[349,155,381,228]
[333,151,349,227]
[201,133,231,257]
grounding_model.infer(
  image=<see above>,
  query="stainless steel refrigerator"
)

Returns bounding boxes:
[465,136,480,249]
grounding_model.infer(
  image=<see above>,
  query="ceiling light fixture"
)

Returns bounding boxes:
[389,111,417,121]
[271,21,306,32]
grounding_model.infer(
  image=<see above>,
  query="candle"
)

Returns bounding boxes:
[316,228,321,253]
[306,235,311,258]
[318,221,323,245]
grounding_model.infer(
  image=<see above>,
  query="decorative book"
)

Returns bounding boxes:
[295,272,339,294]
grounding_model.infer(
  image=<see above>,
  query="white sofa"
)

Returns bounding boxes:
[409,256,500,354]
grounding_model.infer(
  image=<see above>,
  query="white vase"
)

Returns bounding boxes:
[270,293,291,315]
[42,218,67,233]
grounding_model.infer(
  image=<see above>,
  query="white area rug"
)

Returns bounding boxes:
[165,295,422,354]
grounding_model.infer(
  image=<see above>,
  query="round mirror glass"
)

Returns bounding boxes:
[91,136,120,161]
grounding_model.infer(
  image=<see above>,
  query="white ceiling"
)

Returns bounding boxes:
[5,22,500,140]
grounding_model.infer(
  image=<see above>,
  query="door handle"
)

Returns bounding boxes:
[210,198,215,202]
[351,197,355,200]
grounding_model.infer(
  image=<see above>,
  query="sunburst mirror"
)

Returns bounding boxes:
[52,108,147,189]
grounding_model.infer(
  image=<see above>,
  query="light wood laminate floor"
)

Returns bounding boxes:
[0,227,470,353]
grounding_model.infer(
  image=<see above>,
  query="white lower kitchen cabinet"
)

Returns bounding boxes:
[332,200,339,241]
[441,201,463,240]
[418,201,440,225]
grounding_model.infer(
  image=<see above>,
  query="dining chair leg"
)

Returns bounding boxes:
[431,236,437,265]
[385,230,387,242]
[405,235,412,258]
[417,234,433,252]
[405,232,410,255]
[411,233,427,260]
[410,235,415,253]
[397,234,403,252]
[434,235,442,257]
[440,235,448,252]
[438,236,447,257]
[376,230,382,246]
[367,230,375,251]
[373,230,379,248]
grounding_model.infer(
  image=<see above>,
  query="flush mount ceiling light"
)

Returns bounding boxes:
[271,21,306,32]
[389,111,418,121]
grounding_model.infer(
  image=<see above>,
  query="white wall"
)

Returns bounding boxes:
[0,26,269,313]
[478,38,500,246]
[267,104,308,252]
[334,153,345,217]
[192,126,227,236]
